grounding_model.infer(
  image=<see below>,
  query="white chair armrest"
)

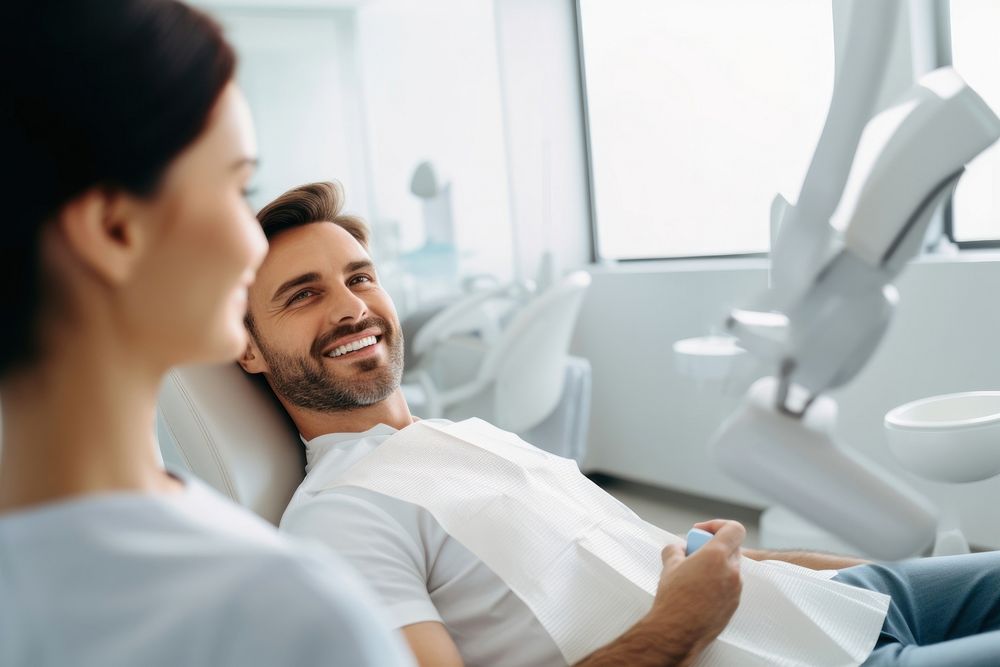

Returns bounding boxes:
[411,282,525,359]
[406,368,491,418]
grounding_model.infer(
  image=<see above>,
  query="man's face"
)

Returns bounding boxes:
[242,222,404,412]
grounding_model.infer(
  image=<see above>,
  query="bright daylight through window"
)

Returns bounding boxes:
[948,0,1000,243]
[579,0,834,259]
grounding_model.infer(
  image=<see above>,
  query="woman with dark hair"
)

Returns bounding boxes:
[0,2,412,665]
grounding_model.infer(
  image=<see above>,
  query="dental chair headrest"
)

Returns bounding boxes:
[158,363,304,525]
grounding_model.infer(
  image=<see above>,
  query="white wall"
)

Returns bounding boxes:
[355,0,514,280]
[200,0,593,290]
[200,0,533,305]
[211,9,372,214]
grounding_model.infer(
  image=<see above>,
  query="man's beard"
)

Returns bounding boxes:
[256,316,404,413]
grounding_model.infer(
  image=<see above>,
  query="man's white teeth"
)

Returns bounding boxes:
[328,335,378,358]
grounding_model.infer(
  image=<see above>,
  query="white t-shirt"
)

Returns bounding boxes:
[281,422,566,667]
[0,472,414,667]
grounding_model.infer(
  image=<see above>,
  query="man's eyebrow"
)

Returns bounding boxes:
[345,260,374,273]
[271,272,321,303]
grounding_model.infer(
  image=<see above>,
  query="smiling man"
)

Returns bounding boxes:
[239,182,1000,667]
[240,184,410,440]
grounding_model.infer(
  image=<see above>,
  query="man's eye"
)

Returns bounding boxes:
[349,275,373,286]
[287,289,315,305]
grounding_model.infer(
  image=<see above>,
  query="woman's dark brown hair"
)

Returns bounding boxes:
[0,0,236,376]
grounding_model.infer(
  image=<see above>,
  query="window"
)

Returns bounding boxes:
[946,0,1000,245]
[578,0,834,260]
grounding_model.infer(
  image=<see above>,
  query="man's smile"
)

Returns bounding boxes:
[320,326,385,357]
[323,334,384,360]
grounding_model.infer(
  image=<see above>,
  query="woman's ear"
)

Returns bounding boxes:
[56,188,149,285]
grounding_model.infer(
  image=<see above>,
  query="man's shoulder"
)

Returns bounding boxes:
[279,485,463,589]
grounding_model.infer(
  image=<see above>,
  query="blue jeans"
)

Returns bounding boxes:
[832,551,1000,666]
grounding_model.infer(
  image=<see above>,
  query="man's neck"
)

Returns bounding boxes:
[288,388,415,441]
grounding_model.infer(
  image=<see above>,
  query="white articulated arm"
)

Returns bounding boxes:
[784,69,997,401]
[767,0,899,307]
[841,69,1000,273]
[682,0,1000,560]
[727,67,1000,405]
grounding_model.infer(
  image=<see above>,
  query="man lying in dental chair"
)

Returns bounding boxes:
[239,182,1000,667]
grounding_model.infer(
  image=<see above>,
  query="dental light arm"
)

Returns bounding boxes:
[703,2,1000,560]
[767,1,898,307]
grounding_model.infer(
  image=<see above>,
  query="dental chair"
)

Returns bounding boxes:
[404,271,593,461]
[157,364,302,525]
[403,278,528,369]
[156,357,592,524]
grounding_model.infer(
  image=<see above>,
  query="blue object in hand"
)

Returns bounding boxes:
[685,528,714,556]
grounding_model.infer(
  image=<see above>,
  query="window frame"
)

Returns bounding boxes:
[937,0,1000,249]
[572,0,600,264]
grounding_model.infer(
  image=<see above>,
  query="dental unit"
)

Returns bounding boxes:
[678,0,1000,560]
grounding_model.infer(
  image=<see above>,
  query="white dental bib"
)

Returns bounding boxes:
[324,419,888,666]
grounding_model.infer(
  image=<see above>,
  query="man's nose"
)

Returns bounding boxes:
[329,285,368,324]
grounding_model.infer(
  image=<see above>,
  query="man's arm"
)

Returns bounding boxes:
[742,548,869,570]
[398,521,746,667]
[574,520,746,667]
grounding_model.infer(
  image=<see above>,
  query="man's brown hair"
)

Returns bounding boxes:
[256,181,369,248]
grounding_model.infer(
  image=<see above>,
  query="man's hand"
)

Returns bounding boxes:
[576,519,745,667]
[650,520,745,660]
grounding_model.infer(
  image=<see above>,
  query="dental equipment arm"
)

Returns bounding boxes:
[704,1,1000,560]
[766,1,898,306]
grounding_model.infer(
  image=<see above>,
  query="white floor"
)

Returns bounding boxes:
[596,475,762,549]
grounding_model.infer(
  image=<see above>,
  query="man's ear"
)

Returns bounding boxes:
[238,338,268,374]
[56,188,148,285]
